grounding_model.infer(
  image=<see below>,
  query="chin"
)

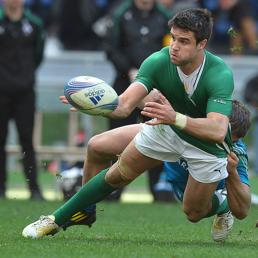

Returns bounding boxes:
[171,58,181,66]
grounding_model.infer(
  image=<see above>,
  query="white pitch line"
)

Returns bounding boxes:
[5,189,153,203]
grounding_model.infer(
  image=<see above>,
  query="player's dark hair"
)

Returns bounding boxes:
[168,8,213,44]
[230,100,251,139]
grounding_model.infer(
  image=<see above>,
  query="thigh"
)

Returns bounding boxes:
[134,123,183,162]
[84,124,143,183]
[90,124,142,157]
[183,174,218,211]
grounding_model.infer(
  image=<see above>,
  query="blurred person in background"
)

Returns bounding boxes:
[244,74,258,176]
[200,0,258,54]
[104,0,173,202]
[0,0,45,199]
[24,0,54,30]
[57,0,119,50]
[158,0,199,17]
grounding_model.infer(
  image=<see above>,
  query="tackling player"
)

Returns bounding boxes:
[163,100,251,241]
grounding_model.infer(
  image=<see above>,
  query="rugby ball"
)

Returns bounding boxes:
[64,76,118,115]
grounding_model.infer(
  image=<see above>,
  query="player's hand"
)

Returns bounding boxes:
[227,152,239,174]
[141,94,176,125]
[148,89,165,104]
[59,95,77,112]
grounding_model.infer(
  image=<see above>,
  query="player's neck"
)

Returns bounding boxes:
[180,52,205,75]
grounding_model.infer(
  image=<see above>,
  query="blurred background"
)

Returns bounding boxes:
[2,0,258,202]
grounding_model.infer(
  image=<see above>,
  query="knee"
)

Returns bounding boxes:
[105,156,139,188]
[87,135,104,157]
[105,167,132,188]
[183,206,203,223]
[232,210,248,220]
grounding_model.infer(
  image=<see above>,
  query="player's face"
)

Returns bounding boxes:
[3,0,23,9]
[169,27,206,66]
[134,0,155,11]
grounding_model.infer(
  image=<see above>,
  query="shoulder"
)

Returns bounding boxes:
[24,9,43,27]
[205,51,233,75]
[203,51,234,91]
[140,47,170,72]
[136,47,170,90]
[145,47,169,63]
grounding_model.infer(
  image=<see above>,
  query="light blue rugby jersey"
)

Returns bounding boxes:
[164,140,249,202]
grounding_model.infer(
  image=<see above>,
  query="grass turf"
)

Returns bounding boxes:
[1,199,258,258]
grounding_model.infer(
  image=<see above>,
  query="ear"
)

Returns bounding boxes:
[197,39,207,50]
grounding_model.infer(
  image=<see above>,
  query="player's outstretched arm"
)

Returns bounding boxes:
[184,112,229,143]
[226,152,251,219]
[59,81,147,117]
[107,82,148,119]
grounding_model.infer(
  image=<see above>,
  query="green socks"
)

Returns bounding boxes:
[206,190,229,218]
[53,168,115,226]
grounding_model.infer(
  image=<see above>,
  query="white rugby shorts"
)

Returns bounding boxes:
[134,123,228,183]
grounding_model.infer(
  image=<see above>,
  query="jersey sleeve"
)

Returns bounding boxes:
[135,49,167,92]
[206,68,234,116]
[234,141,250,186]
[237,157,250,186]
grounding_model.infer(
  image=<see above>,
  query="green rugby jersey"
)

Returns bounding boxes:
[136,47,234,157]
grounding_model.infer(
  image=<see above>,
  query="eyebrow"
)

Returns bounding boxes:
[171,33,191,42]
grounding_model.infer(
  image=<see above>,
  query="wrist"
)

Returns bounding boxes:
[174,112,187,129]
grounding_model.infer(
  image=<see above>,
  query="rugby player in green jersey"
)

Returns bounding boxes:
[23,8,236,239]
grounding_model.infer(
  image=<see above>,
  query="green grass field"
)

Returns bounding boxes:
[1,200,258,258]
[1,171,258,258]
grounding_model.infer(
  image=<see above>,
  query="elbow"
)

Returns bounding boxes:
[231,206,250,220]
[211,133,226,143]
[210,122,228,143]
[215,128,228,143]
[233,210,248,220]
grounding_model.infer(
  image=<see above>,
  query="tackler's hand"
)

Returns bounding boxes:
[227,152,239,174]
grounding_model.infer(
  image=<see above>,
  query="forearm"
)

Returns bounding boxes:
[183,114,228,143]
[106,82,148,119]
[225,170,251,219]
[107,95,135,119]
[142,101,229,142]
